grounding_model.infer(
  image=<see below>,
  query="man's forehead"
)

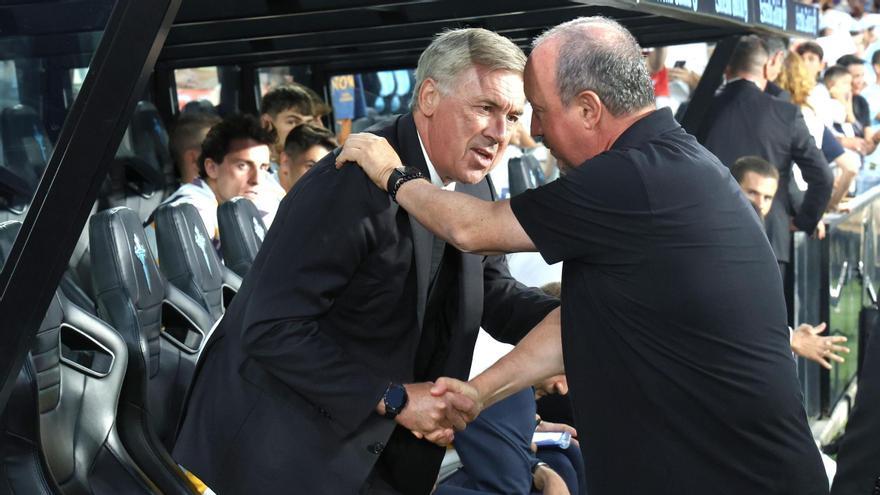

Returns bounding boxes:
[460,66,525,108]
[276,108,309,119]
[225,138,271,158]
[742,171,777,187]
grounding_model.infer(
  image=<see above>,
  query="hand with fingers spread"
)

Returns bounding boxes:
[335,133,405,191]
[790,322,850,369]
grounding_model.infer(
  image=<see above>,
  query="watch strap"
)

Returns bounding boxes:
[387,166,426,203]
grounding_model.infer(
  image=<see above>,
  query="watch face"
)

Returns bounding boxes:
[386,384,406,411]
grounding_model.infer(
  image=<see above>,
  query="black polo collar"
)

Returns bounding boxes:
[610,107,681,151]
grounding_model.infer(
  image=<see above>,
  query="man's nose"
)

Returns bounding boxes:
[485,114,506,143]
[249,167,260,184]
[530,113,542,138]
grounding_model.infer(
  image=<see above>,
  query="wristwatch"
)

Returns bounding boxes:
[382,383,408,419]
[386,165,426,203]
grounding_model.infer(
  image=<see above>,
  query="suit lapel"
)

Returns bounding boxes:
[396,114,432,329]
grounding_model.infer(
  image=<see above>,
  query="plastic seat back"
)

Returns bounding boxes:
[0,221,60,495]
[507,153,545,198]
[154,202,224,321]
[217,196,266,278]
[89,207,204,495]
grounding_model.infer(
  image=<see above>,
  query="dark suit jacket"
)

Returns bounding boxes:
[765,80,792,102]
[172,113,558,494]
[696,79,833,262]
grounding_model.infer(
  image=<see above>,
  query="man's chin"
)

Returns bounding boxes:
[458,167,493,185]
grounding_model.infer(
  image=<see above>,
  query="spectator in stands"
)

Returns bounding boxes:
[732,156,850,370]
[797,41,842,136]
[797,41,826,83]
[698,35,832,289]
[340,17,829,494]
[174,28,559,494]
[777,53,860,212]
[861,50,880,126]
[303,84,332,128]
[838,54,873,129]
[157,114,274,255]
[825,64,876,156]
[168,112,220,186]
[278,123,337,193]
[259,83,319,162]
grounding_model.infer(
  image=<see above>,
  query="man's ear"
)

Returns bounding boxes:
[203,157,221,179]
[260,113,274,130]
[184,148,200,166]
[575,90,603,130]
[418,78,441,117]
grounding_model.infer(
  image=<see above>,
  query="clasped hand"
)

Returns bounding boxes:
[394,379,483,447]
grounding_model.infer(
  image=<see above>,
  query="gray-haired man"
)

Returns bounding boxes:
[173,28,558,495]
[339,17,828,495]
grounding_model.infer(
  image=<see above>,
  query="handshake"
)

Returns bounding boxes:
[387,378,481,447]
[378,375,568,446]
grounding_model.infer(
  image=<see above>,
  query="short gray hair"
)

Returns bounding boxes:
[411,28,526,111]
[533,17,654,116]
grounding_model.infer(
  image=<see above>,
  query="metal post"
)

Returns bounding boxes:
[0,0,183,411]
[680,35,739,136]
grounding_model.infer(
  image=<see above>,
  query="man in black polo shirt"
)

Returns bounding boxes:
[338,16,828,495]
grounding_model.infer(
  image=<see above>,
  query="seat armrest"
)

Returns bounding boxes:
[164,283,215,341]
[222,267,242,292]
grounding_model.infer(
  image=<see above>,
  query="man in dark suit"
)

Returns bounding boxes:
[172,28,558,495]
[696,35,833,284]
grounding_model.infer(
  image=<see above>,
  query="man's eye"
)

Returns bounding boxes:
[507,114,519,124]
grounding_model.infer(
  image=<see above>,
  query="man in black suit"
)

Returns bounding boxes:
[696,35,833,283]
[172,28,558,495]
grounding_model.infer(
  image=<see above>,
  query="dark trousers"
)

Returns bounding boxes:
[437,389,585,495]
[779,260,794,326]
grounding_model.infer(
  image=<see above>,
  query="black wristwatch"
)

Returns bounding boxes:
[382,383,408,419]
[386,165,426,203]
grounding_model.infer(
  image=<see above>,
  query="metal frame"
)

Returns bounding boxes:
[154,1,748,70]
[820,236,831,416]
[0,0,181,411]
[680,35,739,135]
